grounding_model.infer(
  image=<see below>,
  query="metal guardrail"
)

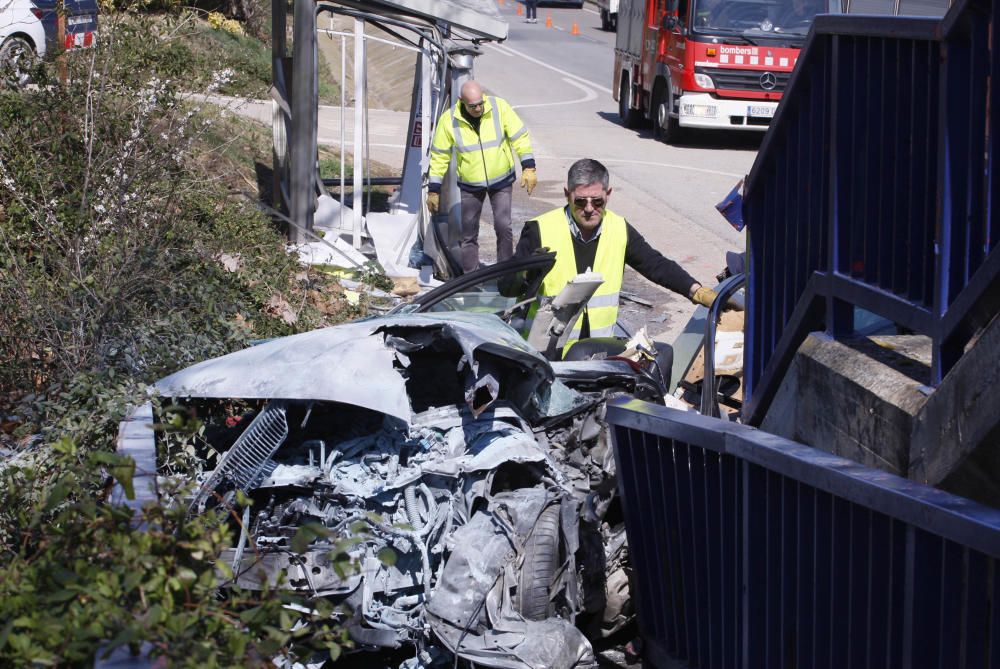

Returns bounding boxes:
[608,398,1000,669]
[741,0,1000,424]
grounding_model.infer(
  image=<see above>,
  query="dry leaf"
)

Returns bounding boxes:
[265,294,298,324]
[216,253,242,273]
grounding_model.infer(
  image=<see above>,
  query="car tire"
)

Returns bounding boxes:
[0,36,35,89]
[517,503,562,620]
[618,76,641,129]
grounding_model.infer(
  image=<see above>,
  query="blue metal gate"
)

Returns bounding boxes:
[609,398,1000,669]
[740,0,1000,424]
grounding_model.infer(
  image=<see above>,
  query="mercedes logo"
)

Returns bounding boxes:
[760,72,777,90]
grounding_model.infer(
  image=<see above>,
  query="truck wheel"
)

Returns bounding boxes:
[654,84,683,144]
[618,76,641,129]
[517,503,562,620]
[600,9,611,30]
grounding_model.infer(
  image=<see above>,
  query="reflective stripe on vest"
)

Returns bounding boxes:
[525,207,627,352]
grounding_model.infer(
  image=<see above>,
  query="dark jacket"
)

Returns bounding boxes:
[513,212,698,297]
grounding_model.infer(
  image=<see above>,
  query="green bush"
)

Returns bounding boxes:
[0,415,350,667]
[0,10,364,666]
[0,14,349,401]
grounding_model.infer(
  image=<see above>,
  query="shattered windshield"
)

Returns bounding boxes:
[693,0,827,35]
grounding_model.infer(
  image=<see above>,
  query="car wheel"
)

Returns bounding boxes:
[0,36,36,89]
[517,503,562,620]
[618,76,641,129]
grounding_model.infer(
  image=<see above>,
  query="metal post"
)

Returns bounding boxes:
[421,49,431,180]
[271,0,287,218]
[289,0,318,243]
[340,33,346,231]
[352,18,365,249]
[398,51,432,216]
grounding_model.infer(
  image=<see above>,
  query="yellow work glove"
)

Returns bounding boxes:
[520,167,537,196]
[692,286,719,309]
[426,191,440,214]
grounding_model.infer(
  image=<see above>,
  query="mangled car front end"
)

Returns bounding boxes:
[126,312,638,667]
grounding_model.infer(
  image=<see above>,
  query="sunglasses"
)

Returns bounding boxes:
[572,196,606,209]
[464,100,485,109]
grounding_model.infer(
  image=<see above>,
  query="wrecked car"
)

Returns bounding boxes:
[128,253,678,668]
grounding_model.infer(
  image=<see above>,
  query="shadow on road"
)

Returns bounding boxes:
[595,111,765,152]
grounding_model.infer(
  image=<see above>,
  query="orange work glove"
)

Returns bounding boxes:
[520,167,537,196]
[692,286,719,309]
[692,285,741,311]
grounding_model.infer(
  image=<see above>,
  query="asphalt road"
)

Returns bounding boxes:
[471,2,760,342]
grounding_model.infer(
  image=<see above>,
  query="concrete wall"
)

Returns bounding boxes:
[761,316,1000,507]
[761,333,928,476]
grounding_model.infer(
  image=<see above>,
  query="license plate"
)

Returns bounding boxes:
[67,14,93,25]
[747,105,775,118]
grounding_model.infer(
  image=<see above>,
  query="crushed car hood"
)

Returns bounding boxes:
[155,312,553,423]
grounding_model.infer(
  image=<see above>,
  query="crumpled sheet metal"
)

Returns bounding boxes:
[156,312,553,424]
[310,409,552,500]
[426,490,597,669]
[155,320,411,420]
[375,313,552,381]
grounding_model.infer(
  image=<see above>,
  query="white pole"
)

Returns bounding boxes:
[421,44,430,175]
[339,33,346,232]
[352,18,365,249]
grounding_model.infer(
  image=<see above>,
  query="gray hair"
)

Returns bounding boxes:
[566,158,610,191]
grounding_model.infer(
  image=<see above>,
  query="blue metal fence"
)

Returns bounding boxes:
[609,397,1000,669]
[741,0,1000,424]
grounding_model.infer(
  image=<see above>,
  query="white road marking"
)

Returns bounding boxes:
[511,77,597,108]
[488,42,515,56]
[484,42,611,95]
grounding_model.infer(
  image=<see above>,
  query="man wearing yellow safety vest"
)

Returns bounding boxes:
[513,158,722,349]
[426,80,537,273]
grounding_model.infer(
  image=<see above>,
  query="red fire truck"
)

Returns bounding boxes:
[613,0,829,142]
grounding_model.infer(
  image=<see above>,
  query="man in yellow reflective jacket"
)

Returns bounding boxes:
[512,158,722,347]
[426,80,537,273]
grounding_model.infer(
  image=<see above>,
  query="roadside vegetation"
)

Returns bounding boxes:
[0,4,374,666]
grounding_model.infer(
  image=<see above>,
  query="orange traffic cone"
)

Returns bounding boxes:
[545,14,552,27]
[571,21,579,35]
[516,3,523,15]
